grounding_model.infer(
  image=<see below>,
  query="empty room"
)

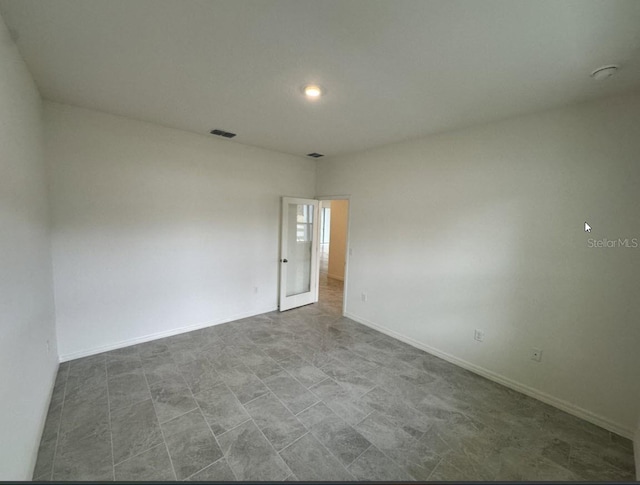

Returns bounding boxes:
[1,0,639,482]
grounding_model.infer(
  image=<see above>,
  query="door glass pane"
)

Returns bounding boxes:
[286,203,314,297]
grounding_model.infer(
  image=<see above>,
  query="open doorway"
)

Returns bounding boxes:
[317,199,349,315]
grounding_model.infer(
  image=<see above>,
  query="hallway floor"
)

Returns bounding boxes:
[33,276,635,481]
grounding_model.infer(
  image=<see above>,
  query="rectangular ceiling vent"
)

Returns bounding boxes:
[307,152,324,158]
[210,129,237,138]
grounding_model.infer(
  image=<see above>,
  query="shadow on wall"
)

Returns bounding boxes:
[346,181,638,433]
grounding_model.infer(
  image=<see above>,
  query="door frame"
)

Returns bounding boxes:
[315,195,351,316]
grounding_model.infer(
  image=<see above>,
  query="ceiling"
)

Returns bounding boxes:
[2,0,640,158]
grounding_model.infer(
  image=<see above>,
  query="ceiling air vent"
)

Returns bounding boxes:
[307,152,324,158]
[209,129,237,138]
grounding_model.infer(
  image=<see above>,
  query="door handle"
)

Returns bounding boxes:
[280,259,288,263]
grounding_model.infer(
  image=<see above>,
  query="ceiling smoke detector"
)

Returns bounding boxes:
[590,65,619,81]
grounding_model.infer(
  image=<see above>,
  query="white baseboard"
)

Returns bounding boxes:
[345,311,634,440]
[59,306,277,362]
[327,273,344,281]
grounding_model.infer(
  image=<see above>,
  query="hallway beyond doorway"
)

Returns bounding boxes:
[317,197,349,315]
[318,243,344,316]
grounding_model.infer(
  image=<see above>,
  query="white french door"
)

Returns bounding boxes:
[279,197,319,311]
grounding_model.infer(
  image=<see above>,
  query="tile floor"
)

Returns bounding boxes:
[33,275,635,481]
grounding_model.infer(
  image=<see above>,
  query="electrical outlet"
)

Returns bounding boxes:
[253,286,259,294]
[474,329,485,342]
[361,292,367,302]
[531,348,543,362]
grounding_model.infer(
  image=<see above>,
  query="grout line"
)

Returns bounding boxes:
[284,361,332,393]
[230,383,296,478]
[293,425,357,481]
[222,455,238,481]
[310,424,356,477]
[112,441,165,468]
[362,432,423,481]
[213,416,252,439]
[188,381,240,481]
[182,456,228,481]
[155,404,200,427]
[307,377,331,394]
[353,409,375,427]
[246,415,295,479]
[346,443,372,468]
[356,409,439,482]
[258,373,318,420]
[291,401,362,476]
[241,390,270,408]
[425,456,445,481]
[293,399,322,418]
[275,431,310,455]
[140,366,178,481]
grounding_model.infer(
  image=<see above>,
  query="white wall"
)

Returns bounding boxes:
[328,199,348,280]
[0,15,58,480]
[317,92,640,437]
[46,102,316,360]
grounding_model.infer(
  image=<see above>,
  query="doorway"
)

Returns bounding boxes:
[317,199,349,316]
[278,196,349,314]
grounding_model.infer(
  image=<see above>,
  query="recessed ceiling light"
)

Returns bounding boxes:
[590,65,619,81]
[303,84,323,99]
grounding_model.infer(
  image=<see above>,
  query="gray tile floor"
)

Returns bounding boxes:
[33,274,636,481]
